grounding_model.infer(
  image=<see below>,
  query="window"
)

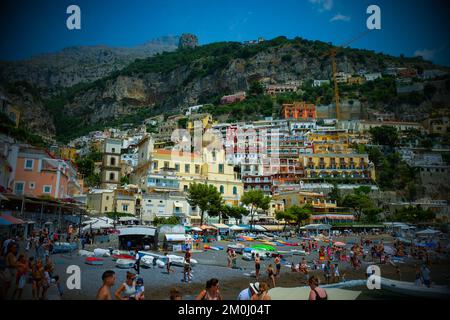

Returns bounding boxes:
[233,186,237,195]
[43,185,52,194]
[104,207,108,211]
[185,164,190,173]
[218,164,224,174]
[195,165,200,174]
[29,182,35,190]
[175,163,180,172]
[220,185,224,194]
[24,159,34,170]
[110,157,116,166]
[164,161,170,169]
[14,182,25,195]
[109,172,115,181]
[112,148,116,153]
[153,161,158,169]
[106,196,109,201]
[122,204,128,212]
[183,185,188,192]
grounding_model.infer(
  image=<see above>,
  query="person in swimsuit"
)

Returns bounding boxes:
[96,270,116,300]
[308,276,328,300]
[274,255,281,277]
[170,287,182,300]
[5,243,18,298]
[255,254,261,280]
[251,282,271,300]
[195,278,222,300]
[115,271,137,300]
[31,259,44,300]
[267,264,276,288]
[11,254,28,300]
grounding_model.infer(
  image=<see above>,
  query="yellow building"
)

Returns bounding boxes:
[60,147,77,162]
[187,113,214,133]
[86,189,137,215]
[272,191,326,208]
[307,129,351,154]
[347,76,365,85]
[299,153,375,182]
[148,148,243,206]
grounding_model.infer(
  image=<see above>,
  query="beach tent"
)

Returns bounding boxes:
[229,225,247,231]
[0,214,25,226]
[82,218,114,231]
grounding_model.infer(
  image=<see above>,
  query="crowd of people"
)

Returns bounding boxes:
[0,232,63,300]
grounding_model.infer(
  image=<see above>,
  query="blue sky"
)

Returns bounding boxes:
[0,0,449,65]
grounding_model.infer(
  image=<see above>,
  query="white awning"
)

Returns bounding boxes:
[229,225,246,231]
[165,234,187,242]
[118,227,156,237]
[212,223,230,229]
[173,202,183,208]
[251,225,266,232]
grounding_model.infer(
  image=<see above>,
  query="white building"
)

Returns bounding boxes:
[313,80,330,87]
[364,73,382,81]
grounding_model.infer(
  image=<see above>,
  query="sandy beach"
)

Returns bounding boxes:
[8,233,449,300]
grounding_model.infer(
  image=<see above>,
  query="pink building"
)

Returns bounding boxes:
[220,91,246,105]
[7,145,80,199]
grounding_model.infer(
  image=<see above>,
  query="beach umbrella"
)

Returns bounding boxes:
[252,244,275,251]
[334,242,346,247]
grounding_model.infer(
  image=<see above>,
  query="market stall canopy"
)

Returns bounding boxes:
[301,224,332,230]
[81,219,114,231]
[118,217,139,222]
[261,225,285,232]
[201,225,217,230]
[249,225,266,232]
[190,227,203,232]
[118,226,156,237]
[212,223,230,229]
[229,225,246,231]
[0,214,25,225]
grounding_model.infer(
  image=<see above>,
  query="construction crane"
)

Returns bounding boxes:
[321,30,374,120]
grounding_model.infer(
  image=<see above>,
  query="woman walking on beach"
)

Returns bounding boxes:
[251,282,271,300]
[195,278,222,300]
[115,272,137,300]
[11,254,28,300]
[267,264,276,288]
[308,276,328,301]
[254,253,261,280]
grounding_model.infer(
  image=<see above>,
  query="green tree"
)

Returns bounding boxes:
[370,126,399,147]
[219,205,249,224]
[342,187,374,222]
[152,216,181,225]
[329,183,342,205]
[286,204,313,232]
[186,183,223,226]
[391,206,435,224]
[120,175,130,186]
[249,81,264,96]
[275,210,296,232]
[240,190,270,231]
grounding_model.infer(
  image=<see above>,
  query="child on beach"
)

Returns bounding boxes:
[133,278,145,300]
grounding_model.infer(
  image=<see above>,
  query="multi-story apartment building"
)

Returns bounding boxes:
[299,153,375,182]
[281,102,316,120]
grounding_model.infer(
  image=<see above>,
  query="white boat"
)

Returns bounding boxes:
[94,248,111,257]
[242,253,253,261]
[228,244,246,254]
[116,259,135,269]
[269,287,361,300]
[155,259,166,268]
[78,249,94,257]
[291,249,307,256]
[140,255,154,268]
[381,278,450,298]
[167,254,198,267]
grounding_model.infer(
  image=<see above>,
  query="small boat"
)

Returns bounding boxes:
[242,253,253,261]
[85,257,104,265]
[291,249,307,256]
[78,250,94,257]
[167,254,198,267]
[116,259,135,269]
[380,278,450,298]
[227,244,246,254]
[94,248,111,257]
[155,259,166,268]
[53,242,77,254]
[140,255,154,268]
[112,254,135,261]
[112,250,131,256]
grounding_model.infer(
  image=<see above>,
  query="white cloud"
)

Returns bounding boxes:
[414,48,436,61]
[330,13,351,22]
[309,0,334,12]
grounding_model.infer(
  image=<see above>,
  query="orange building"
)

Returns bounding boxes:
[281,102,316,120]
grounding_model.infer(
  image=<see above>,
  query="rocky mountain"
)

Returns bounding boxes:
[0,35,180,93]
[1,35,449,143]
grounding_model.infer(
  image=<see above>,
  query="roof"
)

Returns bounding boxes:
[212,223,230,229]
[164,234,187,242]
